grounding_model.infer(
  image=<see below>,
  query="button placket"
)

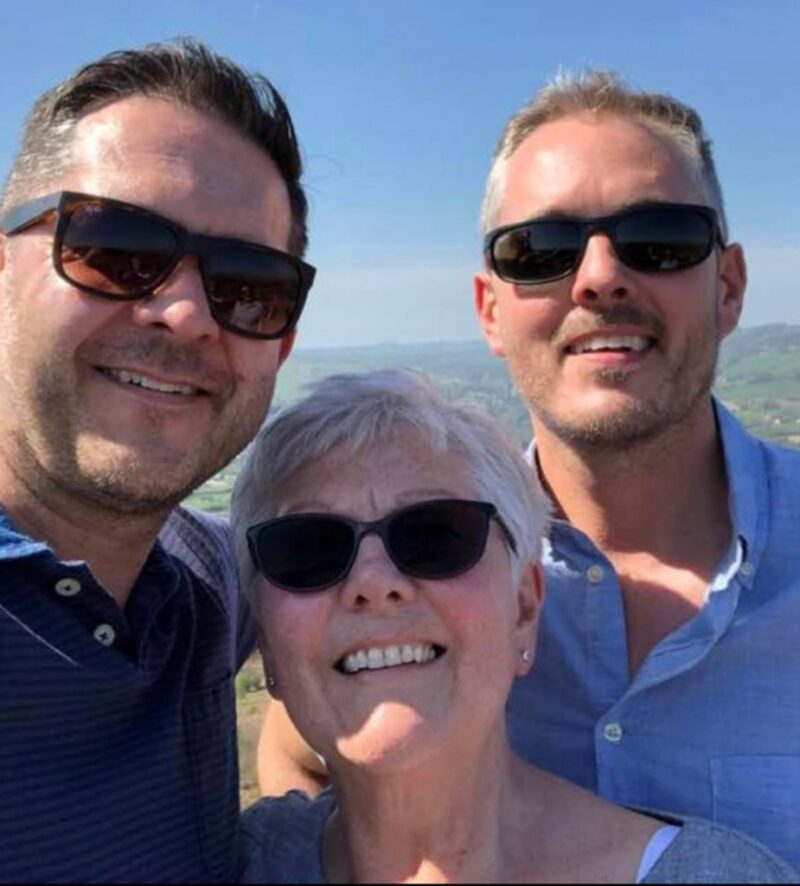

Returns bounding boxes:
[587,564,605,584]
[54,577,82,598]
[93,624,116,647]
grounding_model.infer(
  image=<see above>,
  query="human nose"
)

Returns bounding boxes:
[570,233,634,308]
[339,534,417,612]
[131,258,221,343]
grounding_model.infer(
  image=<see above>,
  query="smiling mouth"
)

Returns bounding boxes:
[566,334,656,356]
[336,643,447,675]
[97,366,204,397]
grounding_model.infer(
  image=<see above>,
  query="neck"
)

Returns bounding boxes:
[325,732,541,884]
[535,399,729,560]
[0,457,167,608]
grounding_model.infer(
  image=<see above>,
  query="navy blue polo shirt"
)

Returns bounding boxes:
[0,506,246,883]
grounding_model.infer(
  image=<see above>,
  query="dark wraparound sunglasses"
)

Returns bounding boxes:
[483,202,725,286]
[0,191,316,340]
[247,498,517,593]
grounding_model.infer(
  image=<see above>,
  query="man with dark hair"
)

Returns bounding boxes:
[0,39,314,882]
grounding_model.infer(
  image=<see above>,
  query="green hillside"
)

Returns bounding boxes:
[187,324,800,513]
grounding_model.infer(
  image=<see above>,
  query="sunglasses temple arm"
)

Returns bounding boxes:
[0,192,62,235]
[494,515,517,555]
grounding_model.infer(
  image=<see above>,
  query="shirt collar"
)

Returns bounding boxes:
[0,508,51,560]
[527,397,767,563]
[713,397,768,569]
[0,504,180,595]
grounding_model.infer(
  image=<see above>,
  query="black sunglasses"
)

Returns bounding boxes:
[483,202,725,286]
[247,498,517,593]
[0,191,316,340]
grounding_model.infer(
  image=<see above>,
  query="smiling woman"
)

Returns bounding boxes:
[230,369,795,885]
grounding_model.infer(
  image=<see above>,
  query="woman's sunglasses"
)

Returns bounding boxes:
[247,498,517,593]
[483,202,725,286]
[0,191,316,340]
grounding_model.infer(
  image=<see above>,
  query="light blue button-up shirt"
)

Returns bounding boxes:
[509,401,800,869]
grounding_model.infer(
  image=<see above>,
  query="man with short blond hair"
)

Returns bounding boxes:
[475,69,800,869]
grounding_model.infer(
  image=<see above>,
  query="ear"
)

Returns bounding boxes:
[278,328,297,366]
[474,270,507,358]
[716,243,747,339]
[513,562,545,677]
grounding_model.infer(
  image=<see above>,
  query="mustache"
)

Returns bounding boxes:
[83,335,230,391]
[554,305,664,350]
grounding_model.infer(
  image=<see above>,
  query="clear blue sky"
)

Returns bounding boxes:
[1,0,797,347]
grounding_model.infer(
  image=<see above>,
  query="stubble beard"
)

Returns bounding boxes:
[4,352,275,519]
[505,317,721,454]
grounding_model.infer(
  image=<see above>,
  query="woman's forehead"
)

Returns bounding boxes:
[274,438,475,512]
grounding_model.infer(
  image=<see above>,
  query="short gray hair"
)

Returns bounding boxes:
[481,69,728,243]
[231,369,549,603]
[2,38,309,255]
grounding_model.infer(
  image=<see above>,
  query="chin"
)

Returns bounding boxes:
[541,393,680,450]
[70,447,207,514]
[333,702,441,773]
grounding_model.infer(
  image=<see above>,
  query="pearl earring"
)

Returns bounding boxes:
[521,650,531,663]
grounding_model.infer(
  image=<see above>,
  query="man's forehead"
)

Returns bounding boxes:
[499,111,706,221]
[58,96,291,243]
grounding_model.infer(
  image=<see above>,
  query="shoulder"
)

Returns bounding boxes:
[239,789,334,884]
[718,402,800,496]
[644,817,798,883]
[756,438,800,559]
[160,506,239,599]
[161,505,234,562]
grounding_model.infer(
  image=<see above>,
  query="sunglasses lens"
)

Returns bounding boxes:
[615,208,714,272]
[202,245,301,338]
[253,516,355,592]
[389,501,491,579]
[491,220,581,283]
[60,202,178,294]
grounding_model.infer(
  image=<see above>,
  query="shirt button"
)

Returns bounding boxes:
[93,624,116,647]
[587,565,605,584]
[54,577,82,598]
[603,722,623,743]
[740,562,754,577]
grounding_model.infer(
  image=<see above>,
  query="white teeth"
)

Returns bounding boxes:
[385,647,402,666]
[572,335,650,355]
[340,643,439,675]
[104,368,197,396]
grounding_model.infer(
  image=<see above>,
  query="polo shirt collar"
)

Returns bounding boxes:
[0,508,51,560]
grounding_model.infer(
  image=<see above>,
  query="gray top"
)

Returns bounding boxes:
[239,790,798,884]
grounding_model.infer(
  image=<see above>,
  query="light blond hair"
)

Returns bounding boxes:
[481,70,728,242]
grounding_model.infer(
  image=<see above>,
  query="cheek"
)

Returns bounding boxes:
[257,589,330,678]
[498,292,563,352]
[226,338,283,384]
[659,275,719,337]
[439,573,520,667]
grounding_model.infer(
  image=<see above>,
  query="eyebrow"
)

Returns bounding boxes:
[277,489,464,518]
[520,197,679,223]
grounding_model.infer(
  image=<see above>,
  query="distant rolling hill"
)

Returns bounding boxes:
[186,324,800,513]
